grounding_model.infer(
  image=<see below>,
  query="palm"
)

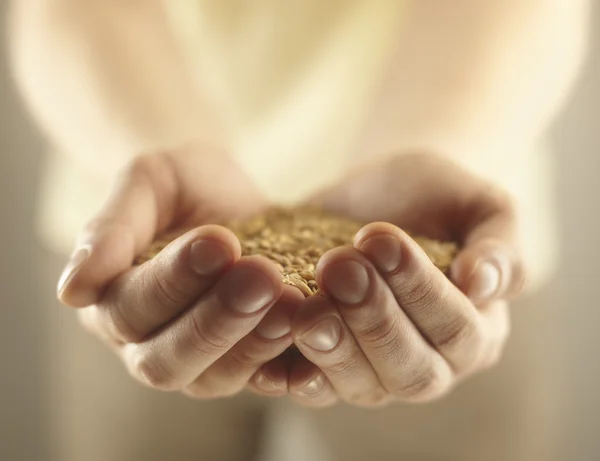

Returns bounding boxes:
[130,146,269,245]
[309,153,497,243]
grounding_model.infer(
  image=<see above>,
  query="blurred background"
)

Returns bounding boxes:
[1,3,599,461]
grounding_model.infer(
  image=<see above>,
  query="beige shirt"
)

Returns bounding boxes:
[36,0,558,291]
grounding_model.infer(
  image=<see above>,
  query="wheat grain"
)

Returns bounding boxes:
[134,206,458,296]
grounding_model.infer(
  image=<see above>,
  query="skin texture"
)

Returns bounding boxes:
[58,148,524,406]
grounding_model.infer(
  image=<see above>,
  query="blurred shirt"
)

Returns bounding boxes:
[36,0,558,291]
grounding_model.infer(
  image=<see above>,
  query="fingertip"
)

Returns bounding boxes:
[217,255,284,315]
[288,359,337,407]
[182,225,243,261]
[57,245,105,308]
[353,221,403,247]
[280,284,306,303]
[451,239,525,302]
[250,358,290,396]
[314,245,364,279]
[290,372,327,397]
[466,261,501,302]
[254,286,304,340]
[288,356,320,390]
[315,248,376,306]
[238,254,286,293]
[291,296,333,337]
[450,251,476,296]
[255,299,298,341]
[59,221,141,308]
[57,283,99,309]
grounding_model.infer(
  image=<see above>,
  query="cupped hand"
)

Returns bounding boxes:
[57,145,302,399]
[251,153,526,407]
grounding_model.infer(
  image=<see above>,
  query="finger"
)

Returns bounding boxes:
[184,286,302,399]
[288,356,339,408]
[58,154,180,307]
[77,306,124,350]
[475,301,511,372]
[451,192,526,303]
[122,256,283,391]
[292,296,389,407]
[354,223,489,375]
[316,244,455,402]
[247,354,293,398]
[96,225,240,343]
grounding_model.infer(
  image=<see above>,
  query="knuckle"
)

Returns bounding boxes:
[185,311,233,356]
[325,357,360,379]
[390,362,449,402]
[434,316,481,352]
[147,269,188,308]
[357,315,401,354]
[228,347,260,370]
[104,300,144,343]
[401,277,442,313]
[127,348,178,391]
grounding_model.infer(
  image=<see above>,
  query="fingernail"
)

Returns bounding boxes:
[57,246,91,296]
[323,260,369,304]
[300,316,341,352]
[467,261,500,301]
[255,370,286,393]
[297,374,325,395]
[256,306,292,340]
[222,266,277,313]
[189,240,232,276]
[359,234,402,273]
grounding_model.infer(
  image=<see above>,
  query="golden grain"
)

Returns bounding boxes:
[134,206,458,297]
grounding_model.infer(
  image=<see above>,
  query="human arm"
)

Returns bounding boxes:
[354,0,591,163]
[7,0,222,176]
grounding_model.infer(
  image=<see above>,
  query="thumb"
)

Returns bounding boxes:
[451,194,527,304]
[57,155,178,308]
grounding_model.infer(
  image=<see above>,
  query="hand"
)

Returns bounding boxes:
[251,153,526,407]
[57,145,302,399]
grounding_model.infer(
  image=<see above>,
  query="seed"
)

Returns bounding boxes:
[293,279,313,297]
[299,270,315,281]
[243,241,258,250]
[258,239,271,249]
[133,206,458,296]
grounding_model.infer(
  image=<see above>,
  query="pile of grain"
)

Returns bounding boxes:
[135,207,458,297]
